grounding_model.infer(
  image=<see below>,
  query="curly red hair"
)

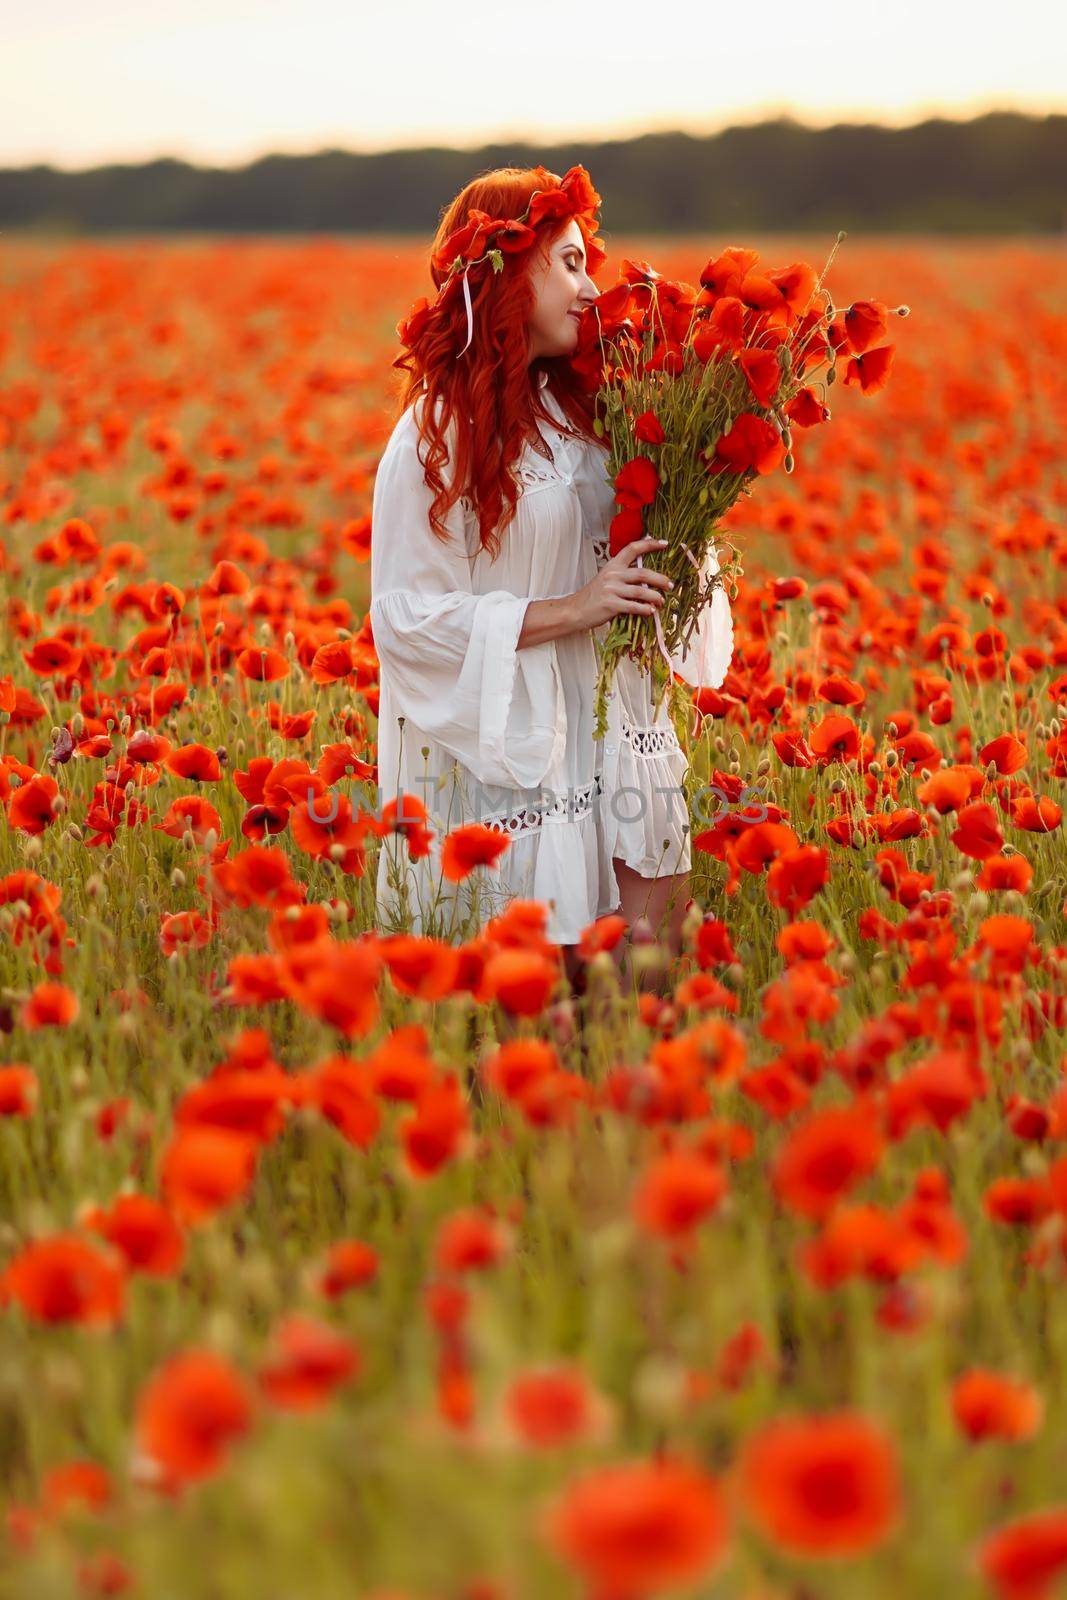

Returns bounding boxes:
[390,166,609,562]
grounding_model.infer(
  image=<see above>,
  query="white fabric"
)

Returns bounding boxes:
[369,374,734,942]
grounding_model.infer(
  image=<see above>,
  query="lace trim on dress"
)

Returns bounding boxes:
[515,460,574,491]
[480,771,603,838]
[591,534,610,567]
[619,715,682,759]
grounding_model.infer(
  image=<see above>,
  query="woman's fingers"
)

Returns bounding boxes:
[613,537,669,566]
[619,571,671,595]
[615,586,664,611]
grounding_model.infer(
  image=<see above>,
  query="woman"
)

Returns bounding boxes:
[369,164,733,992]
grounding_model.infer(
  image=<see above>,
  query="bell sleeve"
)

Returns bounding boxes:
[369,419,566,792]
[668,543,735,690]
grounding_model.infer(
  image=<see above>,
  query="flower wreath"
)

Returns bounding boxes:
[396,164,606,357]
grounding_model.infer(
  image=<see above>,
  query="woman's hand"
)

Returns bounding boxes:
[570,538,674,631]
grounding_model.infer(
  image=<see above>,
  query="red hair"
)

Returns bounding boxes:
[390,166,609,562]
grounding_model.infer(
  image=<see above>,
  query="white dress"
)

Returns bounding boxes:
[369,371,733,945]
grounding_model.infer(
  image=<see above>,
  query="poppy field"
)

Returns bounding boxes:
[2,232,1067,1598]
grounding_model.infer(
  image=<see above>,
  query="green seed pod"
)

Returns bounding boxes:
[593,417,604,437]
[826,364,837,387]
[699,486,709,506]
[784,452,795,473]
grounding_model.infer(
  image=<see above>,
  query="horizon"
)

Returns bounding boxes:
[4,103,1064,178]
[4,0,1066,173]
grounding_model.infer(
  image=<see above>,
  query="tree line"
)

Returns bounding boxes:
[2,113,1064,235]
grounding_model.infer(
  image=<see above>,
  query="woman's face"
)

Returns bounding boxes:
[525,219,599,364]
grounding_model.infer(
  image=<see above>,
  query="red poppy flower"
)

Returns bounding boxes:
[440,821,511,882]
[159,1126,260,1225]
[613,455,660,511]
[546,1455,730,1594]
[740,1411,901,1557]
[978,1506,1067,1600]
[951,1370,1043,1442]
[164,744,222,783]
[480,948,559,1017]
[843,344,895,394]
[434,1207,510,1274]
[134,1350,254,1488]
[739,346,783,407]
[705,412,784,477]
[0,1065,37,1117]
[236,646,289,682]
[81,1194,185,1277]
[257,1314,361,1411]
[316,1239,379,1299]
[505,1364,609,1449]
[8,774,61,835]
[773,1105,884,1220]
[0,1233,126,1326]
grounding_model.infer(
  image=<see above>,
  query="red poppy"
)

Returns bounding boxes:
[978,1507,1067,1600]
[843,344,895,394]
[236,646,289,682]
[316,1239,379,1299]
[8,774,61,835]
[608,506,646,557]
[773,1105,884,1220]
[0,1233,126,1326]
[0,1065,37,1117]
[399,1073,470,1177]
[505,1364,609,1449]
[739,346,782,407]
[257,1314,361,1411]
[631,409,665,447]
[739,1411,901,1557]
[159,1126,260,1225]
[134,1350,254,1488]
[633,1149,728,1237]
[480,949,560,1017]
[843,299,889,353]
[704,413,784,478]
[164,744,222,783]
[613,455,660,510]
[440,821,511,882]
[546,1455,730,1595]
[951,1369,1043,1442]
[433,1207,510,1274]
[20,981,79,1030]
[81,1194,185,1277]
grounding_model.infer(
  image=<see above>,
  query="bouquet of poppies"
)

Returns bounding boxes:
[573,235,905,739]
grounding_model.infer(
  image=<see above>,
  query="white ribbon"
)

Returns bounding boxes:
[459,265,474,355]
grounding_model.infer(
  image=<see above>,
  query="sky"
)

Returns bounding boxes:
[3,0,1065,170]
